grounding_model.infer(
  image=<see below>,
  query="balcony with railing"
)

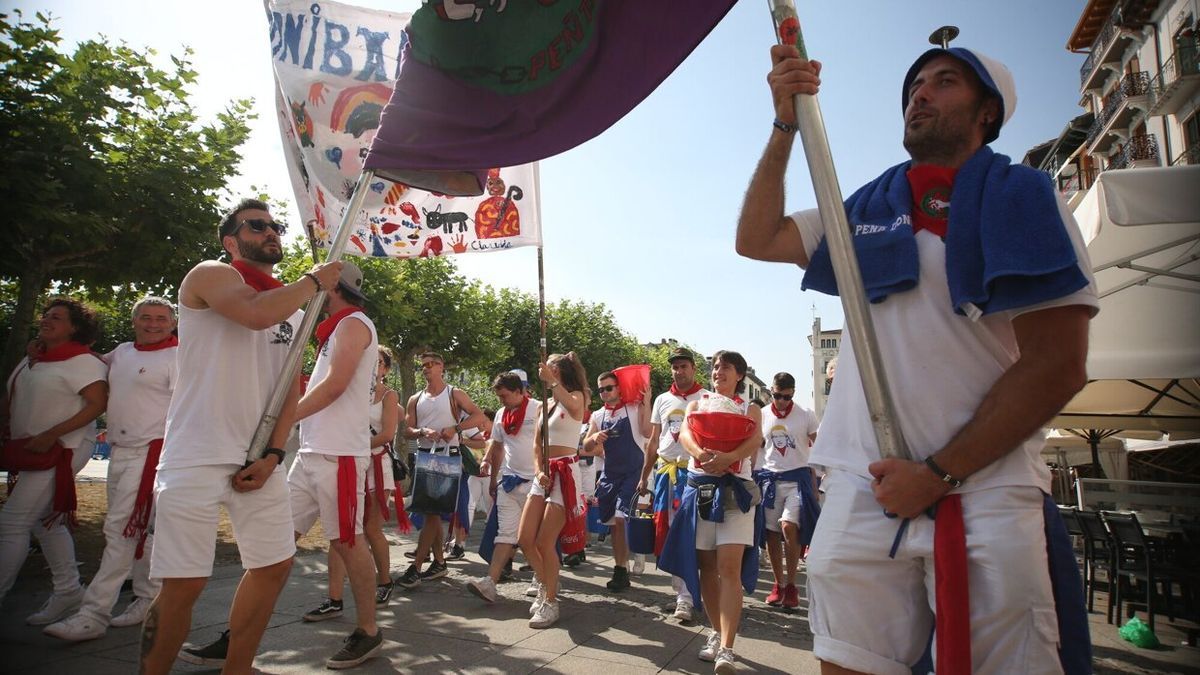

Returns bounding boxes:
[1079,10,1144,92]
[1172,140,1200,166]
[1057,165,1098,198]
[1085,71,1152,153]
[1108,133,1160,170]
[1148,46,1200,116]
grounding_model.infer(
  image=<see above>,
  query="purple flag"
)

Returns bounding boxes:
[363,0,737,195]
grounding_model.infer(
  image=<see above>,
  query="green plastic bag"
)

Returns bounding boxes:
[1118,616,1160,648]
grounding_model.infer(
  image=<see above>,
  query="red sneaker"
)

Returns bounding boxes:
[765,583,783,607]
[783,583,800,609]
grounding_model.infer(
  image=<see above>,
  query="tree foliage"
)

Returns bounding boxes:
[0,11,254,374]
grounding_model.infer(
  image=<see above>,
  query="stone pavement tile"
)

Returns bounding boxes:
[459,646,558,675]
[568,614,704,670]
[538,653,661,674]
[10,653,137,675]
[510,602,627,655]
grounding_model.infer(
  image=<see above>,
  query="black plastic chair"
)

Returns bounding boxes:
[1058,507,1088,588]
[1102,510,1192,632]
[1075,509,1115,622]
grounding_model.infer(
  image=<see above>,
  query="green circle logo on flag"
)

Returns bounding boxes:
[921,187,951,219]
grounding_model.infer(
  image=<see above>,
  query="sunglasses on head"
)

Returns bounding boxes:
[599,385,618,393]
[235,218,287,236]
[772,392,793,401]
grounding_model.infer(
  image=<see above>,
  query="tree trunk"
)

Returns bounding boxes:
[2,263,49,380]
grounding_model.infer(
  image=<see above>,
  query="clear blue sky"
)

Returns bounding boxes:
[22,0,1089,407]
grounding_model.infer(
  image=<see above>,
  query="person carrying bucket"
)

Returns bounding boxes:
[583,368,651,592]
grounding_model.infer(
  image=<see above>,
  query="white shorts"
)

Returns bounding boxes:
[151,463,296,578]
[494,480,534,545]
[578,459,597,499]
[528,461,582,509]
[695,506,755,550]
[763,481,801,533]
[806,470,1061,675]
[288,453,368,540]
[364,450,394,492]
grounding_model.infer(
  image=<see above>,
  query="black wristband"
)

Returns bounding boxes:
[924,456,963,489]
[263,447,286,465]
[304,272,321,292]
[773,118,797,134]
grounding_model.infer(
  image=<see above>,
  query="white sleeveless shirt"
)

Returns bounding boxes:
[160,286,303,470]
[299,313,378,457]
[415,385,457,448]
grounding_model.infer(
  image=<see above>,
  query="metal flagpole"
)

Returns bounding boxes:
[245,169,377,463]
[766,1,911,461]
[532,165,550,471]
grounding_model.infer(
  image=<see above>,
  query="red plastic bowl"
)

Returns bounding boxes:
[687,411,756,452]
[613,364,650,404]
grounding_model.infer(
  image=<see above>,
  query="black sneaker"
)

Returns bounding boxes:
[419,561,448,581]
[606,566,630,592]
[304,598,344,622]
[498,560,515,583]
[396,565,421,590]
[375,581,393,606]
[325,627,383,669]
[177,629,229,666]
[563,551,586,568]
[403,550,431,562]
[446,544,465,561]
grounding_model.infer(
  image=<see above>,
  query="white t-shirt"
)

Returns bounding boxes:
[651,387,710,463]
[414,385,459,448]
[490,398,542,480]
[758,403,819,473]
[105,342,177,448]
[161,291,304,470]
[790,190,1099,493]
[7,353,107,450]
[687,394,754,480]
[299,313,378,457]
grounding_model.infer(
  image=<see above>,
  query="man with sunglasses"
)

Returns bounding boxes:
[754,372,819,612]
[396,352,487,590]
[583,370,651,592]
[140,198,343,675]
[638,346,709,622]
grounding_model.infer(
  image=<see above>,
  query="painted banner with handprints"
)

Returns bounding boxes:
[266,0,540,259]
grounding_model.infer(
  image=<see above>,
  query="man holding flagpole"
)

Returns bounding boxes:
[139,198,341,675]
[736,44,1095,674]
[44,297,177,642]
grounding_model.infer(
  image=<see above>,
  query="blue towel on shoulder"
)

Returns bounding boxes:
[658,472,759,614]
[803,146,1089,317]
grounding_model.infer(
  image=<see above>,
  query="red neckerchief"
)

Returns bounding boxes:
[502,395,530,436]
[906,164,958,238]
[230,260,284,291]
[134,335,179,352]
[670,382,702,398]
[770,402,793,419]
[603,402,622,412]
[31,341,91,364]
[315,308,362,350]
[732,395,744,404]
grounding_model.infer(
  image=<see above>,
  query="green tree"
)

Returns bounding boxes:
[0,12,253,374]
[639,340,709,396]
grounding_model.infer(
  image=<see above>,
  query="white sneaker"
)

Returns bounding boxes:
[525,579,541,598]
[26,585,86,626]
[43,613,107,641]
[714,646,737,674]
[698,630,721,662]
[630,555,646,575]
[673,598,695,622]
[110,596,153,627]
[528,599,559,629]
[529,585,547,617]
[467,576,498,603]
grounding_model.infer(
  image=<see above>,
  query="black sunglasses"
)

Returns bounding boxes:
[599,385,618,393]
[235,218,287,236]
[772,392,793,401]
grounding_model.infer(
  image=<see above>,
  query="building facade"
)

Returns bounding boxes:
[1025,0,1199,200]
[808,317,841,420]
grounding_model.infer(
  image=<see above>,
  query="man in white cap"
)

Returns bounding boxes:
[736,46,1096,674]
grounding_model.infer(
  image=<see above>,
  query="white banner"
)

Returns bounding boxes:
[266,0,541,258]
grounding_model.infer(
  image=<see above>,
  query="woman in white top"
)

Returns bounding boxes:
[309,345,401,621]
[677,350,762,672]
[0,298,108,623]
[518,352,589,629]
